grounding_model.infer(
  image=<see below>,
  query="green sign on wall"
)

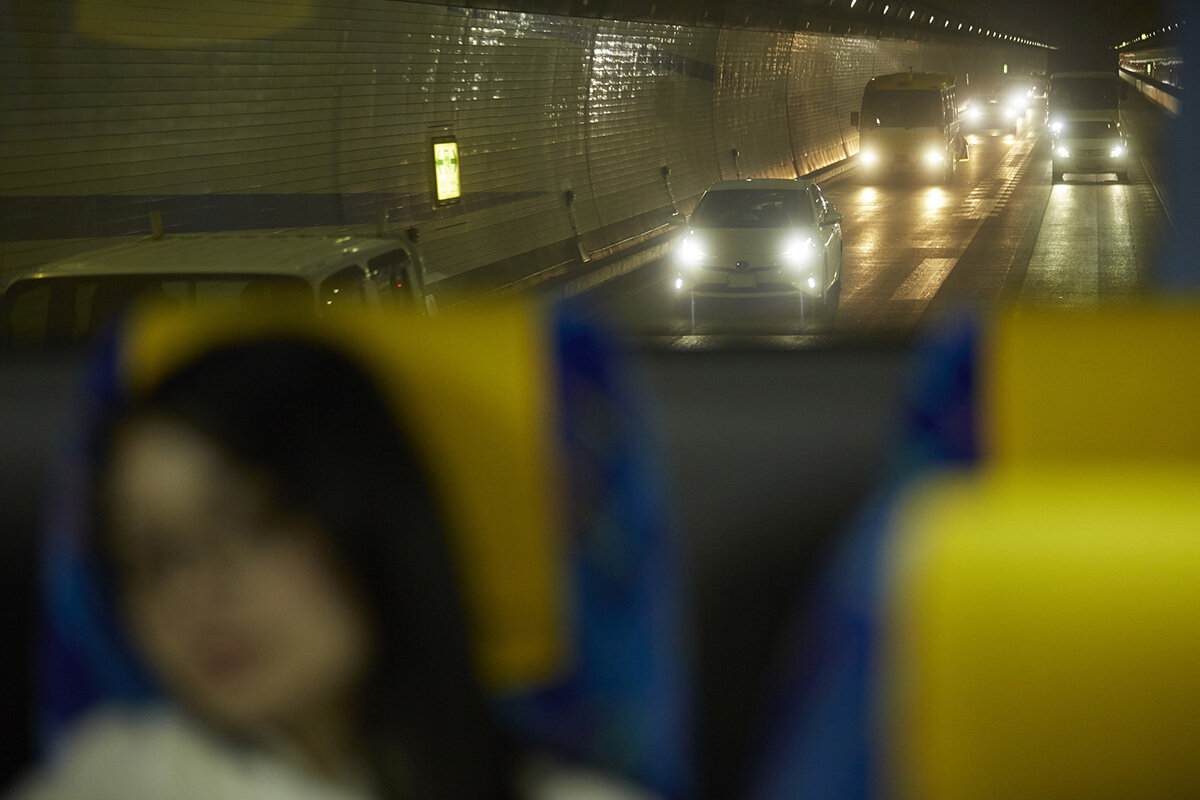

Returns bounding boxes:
[432,136,461,206]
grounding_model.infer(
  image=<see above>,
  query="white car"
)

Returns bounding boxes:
[1050,119,1130,183]
[1,233,430,346]
[673,179,843,326]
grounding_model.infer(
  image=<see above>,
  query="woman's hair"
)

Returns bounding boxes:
[94,337,514,800]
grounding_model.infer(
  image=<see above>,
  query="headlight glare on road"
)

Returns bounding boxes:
[861,149,878,165]
[1110,145,1125,158]
[782,235,816,267]
[1056,145,1070,158]
[924,148,944,165]
[678,235,706,267]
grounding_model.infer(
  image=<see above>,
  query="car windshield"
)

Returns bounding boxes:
[1,275,310,346]
[690,190,815,229]
[861,90,943,128]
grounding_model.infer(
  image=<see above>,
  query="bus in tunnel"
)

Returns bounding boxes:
[1,0,1194,798]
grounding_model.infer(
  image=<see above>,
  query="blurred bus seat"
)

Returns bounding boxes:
[749,302,1200,800]
[0,353,79,786]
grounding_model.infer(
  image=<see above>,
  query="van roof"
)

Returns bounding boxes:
[865,71,956,91]
[705,178,813,192]
[7,233,408,286]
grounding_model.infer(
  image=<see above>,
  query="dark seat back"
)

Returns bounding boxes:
[0,352,80,785]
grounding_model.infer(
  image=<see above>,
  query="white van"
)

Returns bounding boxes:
[1,233,430,346]
[1046,71,1125,133]
[851,71,967,184]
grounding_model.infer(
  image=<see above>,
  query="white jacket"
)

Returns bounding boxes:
[9,707,654,800]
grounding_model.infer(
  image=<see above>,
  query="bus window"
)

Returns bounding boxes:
[319,266,368,309]
[368,249,416,305]
[1,283,51,344]
[2,276,311,346]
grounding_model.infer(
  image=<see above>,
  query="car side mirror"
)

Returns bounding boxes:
[850,111,860,129]
[823,211,843,226]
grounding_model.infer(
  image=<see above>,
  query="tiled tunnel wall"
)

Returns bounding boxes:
[1,1,1044,296]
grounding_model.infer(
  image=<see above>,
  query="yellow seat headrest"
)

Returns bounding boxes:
[984,303,1200,463]
[883,466,1200,798]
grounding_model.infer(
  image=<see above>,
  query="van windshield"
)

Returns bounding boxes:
[0,274,311,346]
[1050,78,1118,109]
[1064,121,1119,137]
[861,90,943,128]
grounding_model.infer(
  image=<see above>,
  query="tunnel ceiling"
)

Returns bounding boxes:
[411,0,1171,50]
[925,0,1169,50]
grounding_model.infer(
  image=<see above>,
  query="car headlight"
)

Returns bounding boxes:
[861,149,878,165]
[781,236,817,268]
[1055,145,1070,158]
[924,148,944,166]
[1110,145,1126,158]
[677,235,706,267]
[965,107,982,122]
[1050,120,1064,134]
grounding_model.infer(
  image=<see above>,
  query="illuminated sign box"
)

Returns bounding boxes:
[432,136,461,206]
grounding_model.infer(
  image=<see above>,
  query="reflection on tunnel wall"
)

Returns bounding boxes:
[0,1,1042,296]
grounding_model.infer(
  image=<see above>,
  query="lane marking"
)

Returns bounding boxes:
[1021,182,1100,304]
[952,135,1036,220]
[844,136,1036,310]
[890,257,958,301]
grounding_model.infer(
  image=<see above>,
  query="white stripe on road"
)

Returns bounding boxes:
[890,257,958,301]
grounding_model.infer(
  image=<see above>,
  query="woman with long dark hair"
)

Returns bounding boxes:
[10,334,651,800]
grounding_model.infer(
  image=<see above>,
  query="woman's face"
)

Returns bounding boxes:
[105,416,373,735]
